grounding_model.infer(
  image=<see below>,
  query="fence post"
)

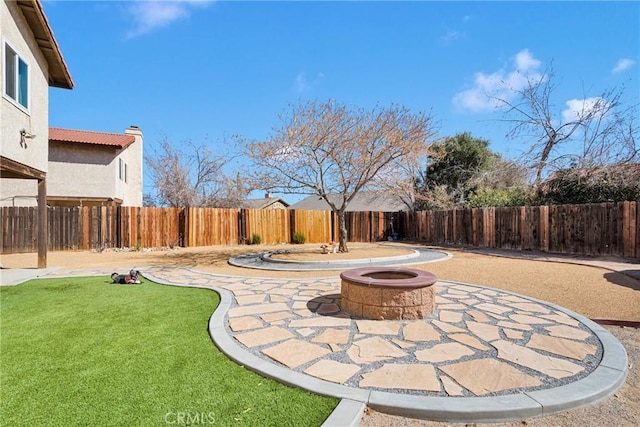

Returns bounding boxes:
[289,209,296,243]
[623,201,637,258]
[116,205,121,248]
[180,207,188,247]
[238,208,247,244]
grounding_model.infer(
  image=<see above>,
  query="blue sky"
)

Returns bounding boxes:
[43,1,639,201]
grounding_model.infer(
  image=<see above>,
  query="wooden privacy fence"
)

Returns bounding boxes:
[0,206,336,253]
[1,202,638,258]
[406,201,639,258]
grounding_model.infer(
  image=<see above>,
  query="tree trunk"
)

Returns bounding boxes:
[534,134,556,191]
[337,210,348,252]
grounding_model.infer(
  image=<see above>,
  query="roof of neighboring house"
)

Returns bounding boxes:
[15,0,73,89]
[290,192,412,212]
[243,197,290,209]
[49,128,136,149]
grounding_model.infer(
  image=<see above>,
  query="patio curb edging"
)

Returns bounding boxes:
[260,248,421,265]
[228,248,452,271]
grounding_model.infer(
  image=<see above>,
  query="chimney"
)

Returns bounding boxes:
[125,125,142,137]
[265,192,272,199]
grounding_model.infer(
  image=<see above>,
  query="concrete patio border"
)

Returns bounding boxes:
[228,247,452,271]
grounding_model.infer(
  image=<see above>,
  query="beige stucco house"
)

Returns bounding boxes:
[243,193,290,210]
[1,0,73,266]
[46,126,144,207]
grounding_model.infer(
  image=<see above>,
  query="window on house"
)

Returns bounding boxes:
[4,43,28,109]
[119,159,128,183]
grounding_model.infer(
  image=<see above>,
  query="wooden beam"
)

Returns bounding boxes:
[0,156,46,180]
[37,178,47,268]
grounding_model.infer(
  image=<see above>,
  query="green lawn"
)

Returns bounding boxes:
[0,276,337,426]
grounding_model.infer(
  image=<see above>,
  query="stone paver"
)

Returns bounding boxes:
[360,364,440,391]
[493,340,585,379]
[356,320,401,335]
[526,333,598,361]
[347,337,407,363]
[311,328,351,344]
[229,316,264,331]
[545,324,593,340]
[441,375,465,396]
[304,359,361,383]
[261,339,331,368]
[440,358,542,396]
[415,342,475,363]
[234,325,294,348]
[403,321,441,342]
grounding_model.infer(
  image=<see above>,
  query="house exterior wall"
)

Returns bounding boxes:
[269,201,287,209]
[48,142,118,200]
[47,126,143,207]
[1,1,50,174]
[121,126,143,206]
[0,178,37,206]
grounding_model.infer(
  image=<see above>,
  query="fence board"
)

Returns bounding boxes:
[188,208,239,246]
[245,208,289,244]
[292,210,332,243]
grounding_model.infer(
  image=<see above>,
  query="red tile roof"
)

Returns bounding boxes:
[49,127,135,149]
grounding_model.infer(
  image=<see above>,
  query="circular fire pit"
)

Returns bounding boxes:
[340,267,437,320]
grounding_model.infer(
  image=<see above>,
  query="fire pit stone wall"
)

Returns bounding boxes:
[340,267,437,320]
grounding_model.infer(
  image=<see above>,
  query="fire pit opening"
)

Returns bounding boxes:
[340,267,437,320]
[361,271,417,280]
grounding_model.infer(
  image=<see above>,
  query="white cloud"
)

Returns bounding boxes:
[126,0,213,38]
[514,49,541,71]
[453,49,544,112]
[440,15,471,45]
[440,29,461,45]
[612,58,635,74]
[293,72,325,93]
[562,97,608,123]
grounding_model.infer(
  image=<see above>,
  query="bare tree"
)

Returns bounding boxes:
[495,68,639,189]
[241,100,437,252]
[146,138,249,207]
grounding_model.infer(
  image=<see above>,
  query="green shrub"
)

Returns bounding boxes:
[251,233,261,245]
[466,188,529,208]
[538,166,640,205]
[292,232,306,244]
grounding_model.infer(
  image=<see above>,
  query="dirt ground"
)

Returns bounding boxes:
[2,242,639,426]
